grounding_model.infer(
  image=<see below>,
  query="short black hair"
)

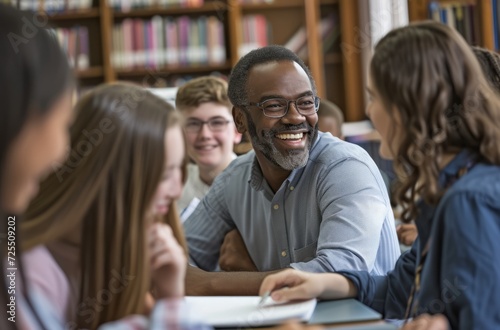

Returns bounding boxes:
[227,45,316,107]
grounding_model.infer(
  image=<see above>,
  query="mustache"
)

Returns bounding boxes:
[271,124,314,134]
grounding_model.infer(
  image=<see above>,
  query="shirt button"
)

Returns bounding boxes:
[289,186,294,191]
[281,250,287,257]
[273,204,279,210]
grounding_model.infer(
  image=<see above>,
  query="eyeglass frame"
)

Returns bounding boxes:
[243,95,321,118]
[183,117,232,133]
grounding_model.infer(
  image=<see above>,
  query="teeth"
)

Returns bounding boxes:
[197,145,215,150]
[276,133,303,140]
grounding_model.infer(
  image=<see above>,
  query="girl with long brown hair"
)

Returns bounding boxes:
[259,21,500,330]
[20,83,190,329]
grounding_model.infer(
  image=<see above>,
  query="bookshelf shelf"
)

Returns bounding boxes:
[113,3,227,18]
[47,8,100,20]
[240,0,304,11]
[115,62,232,77]
[75,66,104,78]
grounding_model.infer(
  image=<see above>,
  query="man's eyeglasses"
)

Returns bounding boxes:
[184,117,231,133]
[245,95,320,118]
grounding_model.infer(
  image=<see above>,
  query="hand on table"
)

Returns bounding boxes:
[400,314,449,330]
[219,229,258,271]
[148,223,186,298]
[275,322,324,330]
[259,269,326,302]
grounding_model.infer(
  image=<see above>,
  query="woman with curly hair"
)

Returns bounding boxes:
[259,21,500,330]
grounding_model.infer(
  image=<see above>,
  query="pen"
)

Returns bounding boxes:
[258,291,271,307]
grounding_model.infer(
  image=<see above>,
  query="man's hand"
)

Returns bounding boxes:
[219,229,258,271]
[400,314,449,330]
[186,264,277,295]
[185,265,211,296]
[396,223,418,246]
[149,223,186,298]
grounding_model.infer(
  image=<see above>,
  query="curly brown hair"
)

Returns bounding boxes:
[371,21,500,223]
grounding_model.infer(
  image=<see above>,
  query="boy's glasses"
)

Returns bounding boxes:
[184,117,231,133]
[245,95,320,118]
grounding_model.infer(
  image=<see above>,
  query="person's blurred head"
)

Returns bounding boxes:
[471,46,500,92]
[229,45,319,172]
[317,99,344,139]
[0,5,74,214]
[22,83,186,329]
[176,76,241,174]
[366,21,500,222]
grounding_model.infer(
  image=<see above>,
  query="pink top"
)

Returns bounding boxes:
[22,244,79,325]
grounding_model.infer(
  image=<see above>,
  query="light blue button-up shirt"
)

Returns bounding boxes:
[184,132,400,275]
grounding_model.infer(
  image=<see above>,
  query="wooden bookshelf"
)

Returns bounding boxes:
[408,0,495,49]
[113,2,227,18]
[35,0,364,121]
[115,62,232,77]
[75,66,104,78]
[46,9,100,20]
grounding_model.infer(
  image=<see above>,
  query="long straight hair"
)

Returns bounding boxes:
[21,83,186,329]
[0,5,73,330]
[371,21,500,222]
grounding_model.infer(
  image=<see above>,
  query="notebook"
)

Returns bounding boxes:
[308,299,382,325]
[184,296,317,327]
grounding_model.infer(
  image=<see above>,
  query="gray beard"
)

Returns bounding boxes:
[246,117,315,171]
[252,130,309,170]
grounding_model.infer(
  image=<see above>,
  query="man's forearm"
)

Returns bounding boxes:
[185,265,279,295]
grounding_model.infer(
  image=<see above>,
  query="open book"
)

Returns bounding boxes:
[184,296,317,327]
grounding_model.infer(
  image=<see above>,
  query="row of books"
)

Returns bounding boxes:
[13,0,204,12]
[284,13,339,59]
[18,0,93,12]
[239,0,274,3]
[53,26,90,69]
[239,14,270,57]
[491,0,500,50]
[239,13,340,59]
[111,15,226,69]
[109,0,204,12]
[428,1,480,46]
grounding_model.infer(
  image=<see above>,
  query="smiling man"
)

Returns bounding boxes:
[184,45,400,295]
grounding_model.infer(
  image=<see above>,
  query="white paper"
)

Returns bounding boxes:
[184,296,317,327]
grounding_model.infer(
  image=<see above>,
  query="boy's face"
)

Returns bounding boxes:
[182,102,241,171]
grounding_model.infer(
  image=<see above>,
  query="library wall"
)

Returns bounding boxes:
[5,0,366,121]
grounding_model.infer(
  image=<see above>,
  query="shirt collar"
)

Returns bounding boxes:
[438,149,478,188]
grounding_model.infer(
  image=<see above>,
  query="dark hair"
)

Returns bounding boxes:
[0,5,74,209]
[227,45,316,107]
[0,5,73,329]
[471,46,500,92]
[318,99,344,129]
[371,21,500,223]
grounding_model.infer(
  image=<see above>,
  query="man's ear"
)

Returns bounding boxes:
[232,106,247,134]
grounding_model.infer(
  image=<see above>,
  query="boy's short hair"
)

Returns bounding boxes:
[318,99,344,131]
[176,76,232,112]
